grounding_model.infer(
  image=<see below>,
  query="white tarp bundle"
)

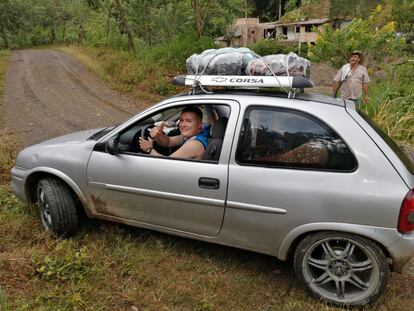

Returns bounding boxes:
[186,47,256,76]
[186,48,310,77]
[246,52,310,77]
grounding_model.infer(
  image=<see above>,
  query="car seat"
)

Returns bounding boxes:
[202,118,228,161]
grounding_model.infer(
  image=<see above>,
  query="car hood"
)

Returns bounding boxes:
[35,128,105,146]
[15,128,103,169]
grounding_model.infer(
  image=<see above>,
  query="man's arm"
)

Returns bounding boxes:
[169,140,205,159]
[363,83,369,104]
[332,68,343,98]
[150,123,184,147]
[139,138,204,159]
[332,82,340,98]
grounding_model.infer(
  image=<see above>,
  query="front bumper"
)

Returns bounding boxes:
[10,166,29,203]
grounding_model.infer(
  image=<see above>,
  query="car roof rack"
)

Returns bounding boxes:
[172,75,314,98]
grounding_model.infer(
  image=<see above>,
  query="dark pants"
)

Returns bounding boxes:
[351,98,361,109]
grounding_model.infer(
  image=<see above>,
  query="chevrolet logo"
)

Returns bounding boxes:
[212,77,227,83]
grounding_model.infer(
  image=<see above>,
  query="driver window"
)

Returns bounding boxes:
[117,104,230,162]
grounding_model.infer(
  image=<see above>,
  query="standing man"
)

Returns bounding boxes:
[332,51,370,109]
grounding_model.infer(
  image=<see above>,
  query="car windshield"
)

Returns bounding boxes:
[358,110,414,175]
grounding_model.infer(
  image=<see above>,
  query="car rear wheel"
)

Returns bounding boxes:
[37,178,79,236]
[294,231,389,306]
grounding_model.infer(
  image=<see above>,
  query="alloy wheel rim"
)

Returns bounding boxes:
[38,186,52,230]
[303,237,380,303]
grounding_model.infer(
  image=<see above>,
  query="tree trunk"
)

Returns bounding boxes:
[191,0,212,38]
[51,27,56,45]
[0,25,8,48]
[77,24,85,45]
[166,0,179,42]
[191,0,203,38]
[114,0,134,51]
[105,5,112,47]
[62,26,66,43]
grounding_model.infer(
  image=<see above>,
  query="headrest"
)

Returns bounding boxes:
[211,118,228,139]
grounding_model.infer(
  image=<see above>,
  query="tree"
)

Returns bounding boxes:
[190,0,213,38]
[114,0,134,50]
[329,0,384,21]
[0,0,33,48]
[284,0,298,13]
[310,7,403,68]
[392,0,414,41]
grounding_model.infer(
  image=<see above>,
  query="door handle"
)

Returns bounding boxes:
[199,177,220,190]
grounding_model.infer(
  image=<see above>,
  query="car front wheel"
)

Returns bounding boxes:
[294,231,389,306]
[37,178,79,236]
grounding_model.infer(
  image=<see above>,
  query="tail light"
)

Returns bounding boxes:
[398,189,414,233]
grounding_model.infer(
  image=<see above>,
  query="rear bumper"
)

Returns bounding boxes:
[388,231,414,272]
[10,166,29,202]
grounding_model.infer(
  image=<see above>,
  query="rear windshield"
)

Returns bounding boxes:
[358,110,414,174]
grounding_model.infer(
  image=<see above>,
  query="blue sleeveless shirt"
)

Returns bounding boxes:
[184,129,209,149]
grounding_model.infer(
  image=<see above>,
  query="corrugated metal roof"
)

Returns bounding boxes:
[275,18,330,27]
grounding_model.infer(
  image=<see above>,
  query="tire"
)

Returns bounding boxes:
[294,231,389,307]
[36,178,79,236]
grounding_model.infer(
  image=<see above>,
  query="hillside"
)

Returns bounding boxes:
[279,0,391,23]
[279,0,330,23]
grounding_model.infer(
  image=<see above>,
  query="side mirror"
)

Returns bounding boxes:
[106,136,119,155]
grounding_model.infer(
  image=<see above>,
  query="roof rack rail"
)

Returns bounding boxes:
[172,75,314,90]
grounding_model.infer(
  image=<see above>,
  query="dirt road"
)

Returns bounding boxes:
[2,49,140,148]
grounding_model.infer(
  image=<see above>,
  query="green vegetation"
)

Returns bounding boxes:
[367,60,414,144]
[328,0,385,21]
[280,0,330,23]
[0,181,413,310]
[310,6,402,67]
[0,0,246,50]
[58,31,215,98]
[0,1,413,309]
[310,6,414,145]
[0,286,9,311]
[248,39,308,57]
[0,50,9,109]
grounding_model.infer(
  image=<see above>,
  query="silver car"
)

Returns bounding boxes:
[11,90,414,306]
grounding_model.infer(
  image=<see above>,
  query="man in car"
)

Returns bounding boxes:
[139,106,209,159]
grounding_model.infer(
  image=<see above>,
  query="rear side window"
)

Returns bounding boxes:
[236,107,357,171]
[358,110,414,174]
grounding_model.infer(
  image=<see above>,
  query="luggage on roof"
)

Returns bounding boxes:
[186,47,256,76]
[180,48,313,92]
[186,48,310,78]
[246,52,310,77]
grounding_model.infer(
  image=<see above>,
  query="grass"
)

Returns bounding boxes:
[0,185,413,310]
[368,97,414,145]
[362,58,414,146]
[57,45,163,107]
[0,48,413,310]
[0,286,8,311]
[0,50,10,128]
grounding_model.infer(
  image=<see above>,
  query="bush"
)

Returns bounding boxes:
[248,39,288,56]
[363,57,414,145]
[249,39,308,57]
[310,7,404,68]
[142,33,216,72]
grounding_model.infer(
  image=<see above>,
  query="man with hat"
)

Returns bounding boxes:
[332,50,370,108]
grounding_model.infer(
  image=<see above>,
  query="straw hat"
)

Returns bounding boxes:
[351,50,364,63]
